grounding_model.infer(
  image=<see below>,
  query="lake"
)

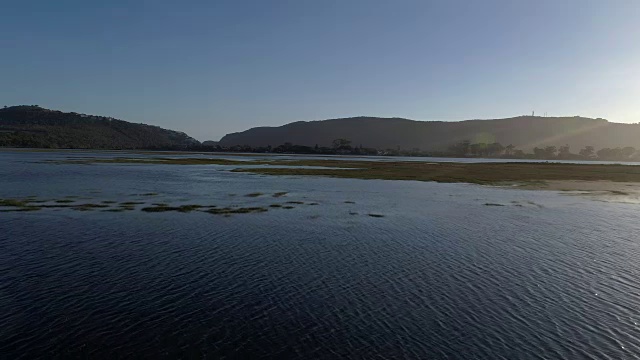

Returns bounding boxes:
[1,150,640,358]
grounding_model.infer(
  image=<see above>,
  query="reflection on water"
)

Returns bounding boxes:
[1,150,640,358]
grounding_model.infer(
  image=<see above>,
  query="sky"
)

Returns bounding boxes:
[1,0,639,141]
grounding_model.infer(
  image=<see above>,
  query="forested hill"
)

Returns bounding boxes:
[219,115,640,152]
[0,106,199,149]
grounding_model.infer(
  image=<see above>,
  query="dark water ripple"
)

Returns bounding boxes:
[2,153,640,358]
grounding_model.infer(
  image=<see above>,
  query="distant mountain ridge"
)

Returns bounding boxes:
[0,105,199,149]
[219,115,640,151]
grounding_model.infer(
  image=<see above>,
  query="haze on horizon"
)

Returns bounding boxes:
[1,0,638,141]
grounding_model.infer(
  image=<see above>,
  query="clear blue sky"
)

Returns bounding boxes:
[1,0,638,141]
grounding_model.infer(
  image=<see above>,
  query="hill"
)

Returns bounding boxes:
[219,116,640,152]
[0,105,199,149]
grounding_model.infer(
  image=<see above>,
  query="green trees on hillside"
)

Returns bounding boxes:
[595,147,637,161]
[0,105,197,149]
[447,140,639,161]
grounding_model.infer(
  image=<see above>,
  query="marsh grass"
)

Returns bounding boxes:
[72,203,110,211]
[0,199,29,207]
[0,197,42,211]
[203,207,268,215]
[0,198,50,212]
[176,205,204,213]
[55,199,75,203]
[0,192,328,217]
[609,190,629,195]
[0,206,42,212]
[141,204,204,213]
[141,206,174,212]
[22,206,43,211]
[55,155,640,186]
[231,160,640,185]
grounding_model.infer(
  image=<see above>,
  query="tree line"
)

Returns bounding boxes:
[198,139,640,161]
[447,140,640,161]
[192,139,381,155]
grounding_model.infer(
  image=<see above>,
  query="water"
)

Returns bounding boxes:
[2,150,640,359]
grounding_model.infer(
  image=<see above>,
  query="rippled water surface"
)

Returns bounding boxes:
[1,150,640,359]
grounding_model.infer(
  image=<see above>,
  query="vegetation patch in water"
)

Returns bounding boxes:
[59,155,640,188]
[0,198,43,212]
[204,207,268,215]
[141,206,174,212]
[0,194,384,218]
[140,204,205,213]
[0,199,30,207]
[176,205,204,212]
[609,190,629,195]
[230,160,640,187]
[245,192,263,197]
[72,203,110,211]
[344,201,355,204]
[273,192,288,198]
[121,201,145,206]
[0,206,42,212]
[368,213,385,217]
[55,199,75,203]
[484,203,505,207]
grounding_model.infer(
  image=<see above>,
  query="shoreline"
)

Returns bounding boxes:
[2,147,640,164]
